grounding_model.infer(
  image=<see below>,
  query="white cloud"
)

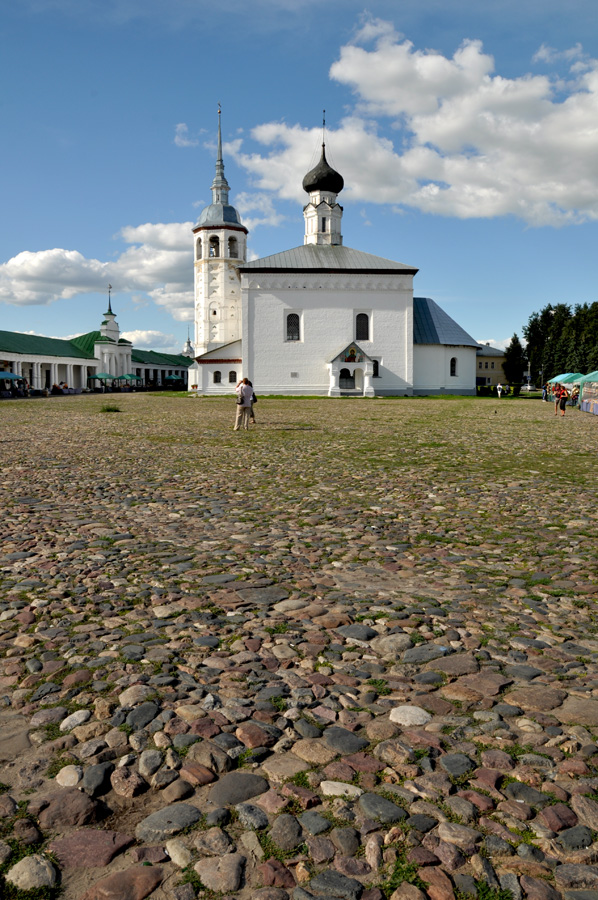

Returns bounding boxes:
[174,123,199,147]
[234,191,286,230]
[228,21,598,226]
[120,329,180,352]
[0,222,195,317]
[0,249,108,305]
[532,43,585,65]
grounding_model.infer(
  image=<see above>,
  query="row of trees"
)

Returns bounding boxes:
[500,302,598,389]
[522,302,598,385]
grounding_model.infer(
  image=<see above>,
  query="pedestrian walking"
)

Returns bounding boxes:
[497,383,503,399]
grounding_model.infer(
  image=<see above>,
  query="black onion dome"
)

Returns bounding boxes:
[302,145,344,194]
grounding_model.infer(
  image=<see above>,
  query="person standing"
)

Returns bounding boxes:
[497,383,503,399]
[234,378,253,431]
[553,384,560,416]
[558,384,569,417]
[247,379,257,425]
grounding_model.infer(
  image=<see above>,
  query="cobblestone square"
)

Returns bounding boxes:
[1,394,597,900]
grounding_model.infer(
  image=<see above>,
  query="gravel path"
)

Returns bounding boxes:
[1,394,597,900]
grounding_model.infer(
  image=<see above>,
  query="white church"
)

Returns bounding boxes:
[187,114,479,396]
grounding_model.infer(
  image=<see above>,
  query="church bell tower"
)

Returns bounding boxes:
[192,108,248,355]
[303,116,344,246]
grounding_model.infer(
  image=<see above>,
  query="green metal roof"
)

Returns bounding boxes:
[131,349,193,368]
[70,331,101,356]
[0,330,97,360]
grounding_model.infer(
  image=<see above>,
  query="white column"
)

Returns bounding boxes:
[328,364,340,397]
[50,363,58,385]
[13,360,22,376]
[33,362,41,389]
[66,364,74,386]
[364,363,375,397]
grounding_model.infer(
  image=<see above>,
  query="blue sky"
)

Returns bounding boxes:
[1,0,598,353]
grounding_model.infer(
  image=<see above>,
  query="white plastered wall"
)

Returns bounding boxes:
[241,272,414,395]
[412,345,477,394]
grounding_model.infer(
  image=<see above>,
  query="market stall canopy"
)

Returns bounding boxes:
[0,371,21,380]
[90,373,115,379]
[559,372,585,384]
[579,370,598,383]
[548,373,574,383]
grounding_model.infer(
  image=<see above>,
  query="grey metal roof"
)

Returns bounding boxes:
[196,202,243,227]
[476,344,504,357]
[413,297,479,348]
[240,244,418,274]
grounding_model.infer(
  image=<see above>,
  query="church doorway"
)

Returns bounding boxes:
[339,368,355,390]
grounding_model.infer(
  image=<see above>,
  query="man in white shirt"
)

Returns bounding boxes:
[234,378,254,430]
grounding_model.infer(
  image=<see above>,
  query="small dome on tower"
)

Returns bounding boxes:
[302,145,344,195]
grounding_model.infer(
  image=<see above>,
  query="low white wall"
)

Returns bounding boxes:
[413,345,476,394]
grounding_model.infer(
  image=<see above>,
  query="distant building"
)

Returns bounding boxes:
[188,112,480,396]
[0,302,192,391]
[476,343,505,387]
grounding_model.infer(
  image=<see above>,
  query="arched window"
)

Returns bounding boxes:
[356,313,369,341]
[228,371,237,383]
[209,236,220,257]
[196,238,202,260]
[286,313,300,341]
[372,360,379,378]
[213,370,221,384]
[450,357,457,377]
[228,237,238,258]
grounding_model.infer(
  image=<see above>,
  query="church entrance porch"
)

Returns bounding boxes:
[328,343,374,397]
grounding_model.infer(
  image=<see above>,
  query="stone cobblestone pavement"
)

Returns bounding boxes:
[1,394,598,900]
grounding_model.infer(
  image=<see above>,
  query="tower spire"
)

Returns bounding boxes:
[106,284,113,315]
[210,103,230,206]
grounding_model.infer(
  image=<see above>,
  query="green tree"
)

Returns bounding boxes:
[541,303,572,379]
[503,333,527,395]
[523,305,555,384]
[524,300,598,382]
